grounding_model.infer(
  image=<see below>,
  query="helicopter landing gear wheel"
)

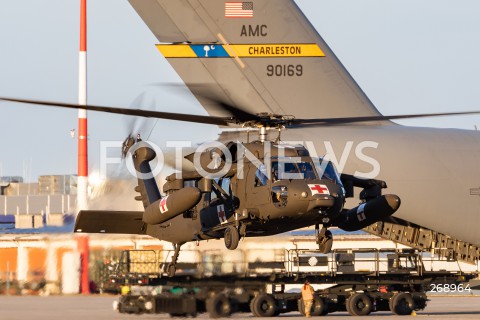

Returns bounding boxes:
[166,264,176,278]
[224,226,240,250]
[318,230,333,254]
[316,225,333,254]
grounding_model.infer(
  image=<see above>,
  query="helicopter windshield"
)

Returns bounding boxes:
[271,158,318,181]
[312,158,343,186]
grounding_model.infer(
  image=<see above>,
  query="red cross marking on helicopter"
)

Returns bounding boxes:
[309,184,329,195]
[217,204,227,224]
[159,196,169,213]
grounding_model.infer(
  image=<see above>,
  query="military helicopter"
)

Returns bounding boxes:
[115,128,401,276]
[5,98,478,276]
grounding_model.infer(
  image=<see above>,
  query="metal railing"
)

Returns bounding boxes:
[110,247,476,280]
[285,248,474,277]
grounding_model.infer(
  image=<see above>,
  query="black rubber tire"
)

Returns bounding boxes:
[318,230,333,254]
[415,295,427,310]
[298,296,327,316]
[250,295,260,317]
[388,294,395,312]
[252,294,276,317]
[297,299,305,316]
[311,296,328,316]
[348,293,372,316]
[206,293,232,318]
[345,296,352,314]
[391,292,415,315]
[224,226,240,250]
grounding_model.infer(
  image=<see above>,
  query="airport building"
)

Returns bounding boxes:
[0,232,478,295]
[0,175,77,229]
[1,176,478,296]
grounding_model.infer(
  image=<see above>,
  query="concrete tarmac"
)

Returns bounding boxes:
[1,295,480,319]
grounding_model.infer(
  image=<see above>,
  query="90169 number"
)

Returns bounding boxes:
[429,283,471,293]
[267,64,303,77]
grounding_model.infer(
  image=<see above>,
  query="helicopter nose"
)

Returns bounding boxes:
[307,194,336,211]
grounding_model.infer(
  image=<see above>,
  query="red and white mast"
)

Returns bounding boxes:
[77,0,88,211]
[78,0,90,296]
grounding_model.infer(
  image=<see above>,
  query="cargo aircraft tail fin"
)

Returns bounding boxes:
[129,0,384,122]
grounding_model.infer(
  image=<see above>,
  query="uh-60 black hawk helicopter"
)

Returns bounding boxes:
[119,137,401,277]
[4,97,480,276]
[94,133,399,277]
[0,96,415,277]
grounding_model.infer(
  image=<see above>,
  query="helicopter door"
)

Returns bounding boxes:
[199,178,234,230]
[249,164,271,206]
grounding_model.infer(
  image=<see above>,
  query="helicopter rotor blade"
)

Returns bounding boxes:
[149,82,262,123]
[0,97,231,126]
[124,92,148,137]
[126,95,160,140]
[3,96,480,129]
[209,99,261,123]
[289,110,480,127]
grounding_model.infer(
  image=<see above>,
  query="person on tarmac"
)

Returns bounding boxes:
[301,280,315,317]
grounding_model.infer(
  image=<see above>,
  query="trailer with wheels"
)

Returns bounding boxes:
[113,276,270,318]
[259,282,429,317]
[246,248,476,317]
[112,248,478,317]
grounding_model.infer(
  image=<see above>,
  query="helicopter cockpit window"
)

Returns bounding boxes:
[220,177,232,196]
[255,164,268,187]
[210,177,233,201]
[313,158,343,186]
[271,159,318,181]
[297,162,317,180]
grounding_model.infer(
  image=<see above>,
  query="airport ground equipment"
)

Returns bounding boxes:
[111,248,478,317]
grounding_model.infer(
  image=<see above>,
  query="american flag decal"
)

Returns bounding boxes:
[225,2,253,18]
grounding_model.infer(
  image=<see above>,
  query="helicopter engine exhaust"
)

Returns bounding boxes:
[143,187,202,225]
[335,194,401,232]
[130,142,162,208]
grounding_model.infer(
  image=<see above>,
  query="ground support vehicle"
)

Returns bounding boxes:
[112,248,478,317]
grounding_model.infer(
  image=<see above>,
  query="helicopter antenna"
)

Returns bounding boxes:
[275,127,282,143]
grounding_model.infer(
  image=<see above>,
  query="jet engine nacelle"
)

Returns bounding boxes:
[143,187,202,225]
[336,194,401,232]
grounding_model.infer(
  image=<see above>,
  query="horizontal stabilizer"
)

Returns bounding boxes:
[74,210,146,235]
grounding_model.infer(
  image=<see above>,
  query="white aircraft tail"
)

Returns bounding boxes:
[129,0,383,122]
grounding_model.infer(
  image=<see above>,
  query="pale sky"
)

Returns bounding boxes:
[1,0,480,181]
